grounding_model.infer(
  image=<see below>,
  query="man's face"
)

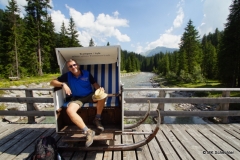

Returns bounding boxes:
[67,61,79,73]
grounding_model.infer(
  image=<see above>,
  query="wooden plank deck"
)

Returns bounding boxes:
[0,123,239,160]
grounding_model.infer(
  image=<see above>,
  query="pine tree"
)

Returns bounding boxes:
[0,9,4,78]
[42,15,57,73]
[89,38,95,47]
[67,17,81,47]
[24,0,52,76]
[179,20,201,75]
[218,0,240,87]
[58,22,69,47]
[126,56,133,72]
[1,0,23,78]
[178,49,187,75]
[202,39,217,79]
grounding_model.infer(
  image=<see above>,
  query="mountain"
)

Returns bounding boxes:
[141,46,179,57]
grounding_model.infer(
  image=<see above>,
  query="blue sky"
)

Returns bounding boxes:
[0,0,232,54]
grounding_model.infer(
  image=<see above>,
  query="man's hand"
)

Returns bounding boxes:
[99,87,105,92]
[62,83,72,95]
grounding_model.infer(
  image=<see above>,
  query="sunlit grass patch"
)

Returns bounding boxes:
[0,73,60,88]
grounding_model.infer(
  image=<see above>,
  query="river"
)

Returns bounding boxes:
[121,72,207,124]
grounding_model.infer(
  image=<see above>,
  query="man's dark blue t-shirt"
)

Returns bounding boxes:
[57,70,96,97]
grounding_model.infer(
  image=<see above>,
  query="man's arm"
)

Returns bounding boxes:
[50,79,65,87]
[50,74,72,95]
[92,83,100,90]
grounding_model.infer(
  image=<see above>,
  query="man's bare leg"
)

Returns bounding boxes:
[66,103,95,147]
[66,103,86,129]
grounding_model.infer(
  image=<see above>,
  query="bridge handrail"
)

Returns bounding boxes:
[122,87,240,123]
[0,87,239,123]
[123,87,240,91]
[0,88,54,123]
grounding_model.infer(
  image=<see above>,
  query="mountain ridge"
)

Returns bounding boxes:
[141,46,179,57]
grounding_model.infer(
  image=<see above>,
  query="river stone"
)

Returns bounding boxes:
[3,116,20,123]
[6,103,26,110]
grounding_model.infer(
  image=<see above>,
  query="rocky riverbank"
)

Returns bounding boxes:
[150,77,240,123]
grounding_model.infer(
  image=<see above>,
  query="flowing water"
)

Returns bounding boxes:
[121,72,207,124]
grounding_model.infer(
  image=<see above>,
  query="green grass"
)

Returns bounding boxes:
[0,71,139,88]
[158,77,240,98]
[0,104,7,110]
[0,73,60,88]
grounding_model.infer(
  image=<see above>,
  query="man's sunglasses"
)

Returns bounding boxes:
[68,64,77,68]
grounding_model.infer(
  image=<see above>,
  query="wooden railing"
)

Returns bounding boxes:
[123,87,240,123]
[0,88,54,123]
[0,87,240,124]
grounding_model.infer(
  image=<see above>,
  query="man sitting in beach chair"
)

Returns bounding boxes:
[50,59,108,147]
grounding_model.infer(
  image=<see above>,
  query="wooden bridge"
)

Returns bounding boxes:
[0,122,239,159]
[0,87,240,159]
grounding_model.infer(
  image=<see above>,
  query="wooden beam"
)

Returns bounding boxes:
[123,88,240,91]
[0,97,53,103]
[0,110,55,116]
[0,110,239,117]
[124,97,240,103]
[0,88,53,91]
[124,110,240,117]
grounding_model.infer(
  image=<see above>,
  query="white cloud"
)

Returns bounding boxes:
[66,5,95,28]
[50,10,69,33]
[200,22,205,27]
[96,13,129,27]
[113,11,119,17]
[131,43,143,53]
[65,5,130,47]
[177,0,184,8]
[173,7,184,28]
[166,27,173,34]
[145,34,181,51]
[136,0,184,53]
[199,0,232,35]
[77,30,92,46]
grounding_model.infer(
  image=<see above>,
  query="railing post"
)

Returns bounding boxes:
[219,91,230,123]
[157,90,165,123]
[25,90,35,123]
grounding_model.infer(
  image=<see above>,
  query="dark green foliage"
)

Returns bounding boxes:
[201,36,218,79]
[67,17,81,47]
[42,15,58,73]
[89,38,95,47]
[194,91,211,97]
[57,22,69,47]
[122,51,141,72]
[179,20,201,75]
[218,0,240,87]
[24,0,52,76]
[0,0,23,78]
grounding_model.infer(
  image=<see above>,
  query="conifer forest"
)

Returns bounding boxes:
[0,0,240,87]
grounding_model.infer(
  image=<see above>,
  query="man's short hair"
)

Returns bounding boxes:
[67,59,78,64]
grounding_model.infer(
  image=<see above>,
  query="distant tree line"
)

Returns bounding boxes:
[134,0,240,87]
[0,0,239,87]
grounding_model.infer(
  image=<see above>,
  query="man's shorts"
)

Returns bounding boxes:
[68,93,95,108]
